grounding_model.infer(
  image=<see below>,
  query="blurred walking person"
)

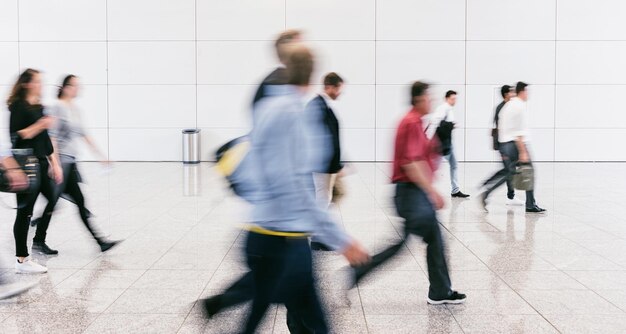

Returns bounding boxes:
[30,75,119,252]
[480,82,546,213]
[7,68,63,272]
[0,133,39,297]
[482,85,524,206]
[252,29,302,108]
[307,72,345,251]
[426,90,469,198]
[352,81,466,305]
[240,45,368,333]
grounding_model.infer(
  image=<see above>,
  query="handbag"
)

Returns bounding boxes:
[0,149,40,193]
[513,163,534,191]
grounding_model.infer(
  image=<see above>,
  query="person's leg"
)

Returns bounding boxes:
[353,184,411,285]
[14,193,36,258]
[243,232,283,334]
[33,161,65,244]
[484,143,516,200]
[282,238,328,334]
[353,237,406,284]
[447,149,460,194]
[398,186,452,299]
[311,173,334,250]
[203,272,255,317]
[63,164,102,241]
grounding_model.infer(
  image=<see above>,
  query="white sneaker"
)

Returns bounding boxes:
[15,258,48,274]
[0,281,38,299]
[506,198,525,206]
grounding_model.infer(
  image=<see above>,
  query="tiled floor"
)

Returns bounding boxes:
[1,162,626,333]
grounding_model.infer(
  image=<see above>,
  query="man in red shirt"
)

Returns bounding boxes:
[353,81,466,304]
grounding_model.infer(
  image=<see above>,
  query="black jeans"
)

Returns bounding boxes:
[14,158,56,257]
[483,141,536,208]
[356,183,452,300]
[244,231,328,334]
[34,162,102,244]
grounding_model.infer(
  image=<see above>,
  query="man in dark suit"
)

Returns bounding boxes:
[252,29,302,107]
[307,72,345,251]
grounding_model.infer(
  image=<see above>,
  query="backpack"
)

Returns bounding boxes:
[214,136,261,203]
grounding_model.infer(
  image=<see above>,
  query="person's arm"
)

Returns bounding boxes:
[83,135,108,162]
[402,161,444,209]
[1,156,28,191]
[47,147,63,185]
[511,104,529,162]
[15,116,53,140]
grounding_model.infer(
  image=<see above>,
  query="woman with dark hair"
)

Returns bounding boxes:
[8,68,63,273]
[31,75,119,253]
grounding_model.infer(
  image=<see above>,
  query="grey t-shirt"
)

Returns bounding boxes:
[47,102,85,160]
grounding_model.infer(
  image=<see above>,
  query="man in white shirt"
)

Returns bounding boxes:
[480,82,546,213]
[427,90,469,198]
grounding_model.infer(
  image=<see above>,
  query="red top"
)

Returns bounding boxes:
[392,109,440,183]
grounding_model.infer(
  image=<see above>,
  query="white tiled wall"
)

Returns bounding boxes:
[0,1,621,161]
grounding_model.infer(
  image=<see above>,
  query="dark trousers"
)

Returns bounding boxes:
[34,162,102,243]
[482,155,515,200]
[356,183,452,300]
[211,268,309,333]
[483,141,536,208]
[244,231,328,334]
[14,158,56,257]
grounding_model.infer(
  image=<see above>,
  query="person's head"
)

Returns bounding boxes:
[7,68,42,106]
[275,29,302,65]
[445,90,457,106]
[323,72,344,100]
[515,81,529,101]
[410,81,431,115]
[500,85,514,101]
[285,44,314,87]
[58,75,79,100]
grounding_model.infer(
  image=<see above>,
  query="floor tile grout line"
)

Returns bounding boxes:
[435,209,563,333]
[80,196,227,330]
[558,270,626,315]
[343,165,372,333]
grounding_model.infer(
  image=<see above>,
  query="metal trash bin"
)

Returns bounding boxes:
[182,129,201,164]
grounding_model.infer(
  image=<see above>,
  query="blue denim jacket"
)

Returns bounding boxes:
[246,85,350,251]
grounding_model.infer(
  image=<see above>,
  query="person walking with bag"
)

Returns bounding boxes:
[483,85,524,206]
[480,82,546,213]
[7,68,63,272]
[0,133,39,296]
[30,75,120,253]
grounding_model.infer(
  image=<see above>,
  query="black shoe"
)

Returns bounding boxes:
[526,206,546,214]
[202,296,222,318]
[30,217,40,227]
[32,241,58,255]
[99,240,121,252]
[310,241,332,251]
[427,291,466,305]
[451,191,470,198]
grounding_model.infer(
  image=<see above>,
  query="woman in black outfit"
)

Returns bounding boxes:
[8,69,63,274]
